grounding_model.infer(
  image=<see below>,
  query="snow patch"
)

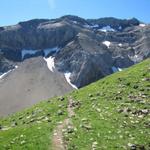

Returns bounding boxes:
[84,24,99,29]
[67,41,74,46]
[102,41,111,48]
[72,21,78,24]
[119,26,122,30]
[44,56,55,72]
[22,49,37,59]
[112,66,122,73]
[91,24,99,28]
[64,72,78,89]
[99,26,115,32]
[0,70,12,79]
[118,68,123,71]
[84,24,90,28]
[43,47,59,57]
[139,24,146,27]
[118,43,123,47]
[0,66,18,79]
[21,47,60,60]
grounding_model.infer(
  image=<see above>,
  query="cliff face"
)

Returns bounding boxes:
[0,15,150,87]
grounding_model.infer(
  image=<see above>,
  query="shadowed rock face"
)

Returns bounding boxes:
[0,20,77,50]
[0,51,15,74]
[0,15,150,88]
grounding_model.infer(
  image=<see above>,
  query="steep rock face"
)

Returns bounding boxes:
[0,15,150,88]
[55,31,113,87]
[87,17,140,30]
[0,51,15,74]
[0,20,77,50]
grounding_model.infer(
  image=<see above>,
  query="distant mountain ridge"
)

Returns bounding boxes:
[1,15,149,86]
[0,15,150,115]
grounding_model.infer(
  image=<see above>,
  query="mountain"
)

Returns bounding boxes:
[0,15,150,116]
[0,59,149,149]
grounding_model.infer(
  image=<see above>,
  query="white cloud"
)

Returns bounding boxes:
[48,0,56,10]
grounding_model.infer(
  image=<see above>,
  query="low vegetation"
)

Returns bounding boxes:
[0,97,68,149]
[0,59,150,150]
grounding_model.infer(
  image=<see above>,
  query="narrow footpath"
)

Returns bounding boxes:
[51,97,75,150]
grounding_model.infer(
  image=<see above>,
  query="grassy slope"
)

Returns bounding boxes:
[0,59,150,150]
[0,97,68,149]
[66,59,150,150]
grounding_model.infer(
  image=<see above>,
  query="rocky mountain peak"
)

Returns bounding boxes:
[18,19,50,28]
[60,15,88,25]
[0,15,149,117]
[87,17,140,30]
[0,15,149,88]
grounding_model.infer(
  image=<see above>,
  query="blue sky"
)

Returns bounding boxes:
[0,0,150,26]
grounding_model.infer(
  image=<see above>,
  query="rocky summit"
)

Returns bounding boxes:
[0,15,150,115]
